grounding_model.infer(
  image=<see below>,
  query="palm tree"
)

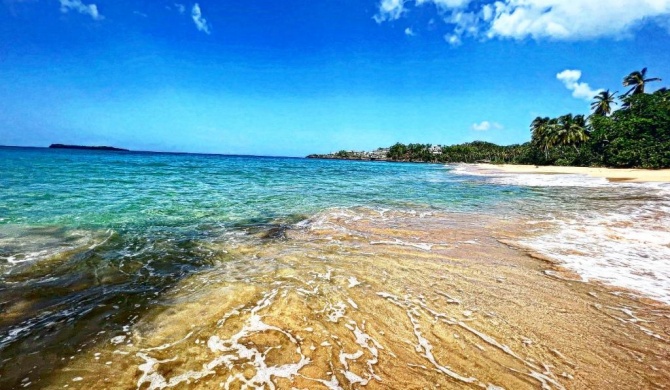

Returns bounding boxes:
[622,68,662,97]
[530,117,557,159]
[551,114,589,152]
[531,117,549,140]
[591,90,618,116]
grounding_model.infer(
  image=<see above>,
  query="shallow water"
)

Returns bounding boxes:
[1,147,669,389]
[451,164,670,303]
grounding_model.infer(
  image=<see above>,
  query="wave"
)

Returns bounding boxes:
[451,163,670,304]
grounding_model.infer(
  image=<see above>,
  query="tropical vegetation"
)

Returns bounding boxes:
[380,69,669,169]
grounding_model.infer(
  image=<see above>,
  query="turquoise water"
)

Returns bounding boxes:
[3,146,670,389]
[0,146,528,276]
[1,147,524,228]
[1,146,534,388]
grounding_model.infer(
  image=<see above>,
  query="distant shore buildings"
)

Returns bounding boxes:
[307,147,391,161]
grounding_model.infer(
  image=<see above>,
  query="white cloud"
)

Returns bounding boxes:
[175,3,186,14]
[404,27,415,36]
[59,0,102,20]
[472,121,503,131]
[376,0,670,43]
[374,0,406,23]
[488,0,670,40]
[556,69,603,101]
[191,3,211,34]
[445,33,461,46]
[446,10,480,36]
[416,0,473,10]
[481,4,493,21]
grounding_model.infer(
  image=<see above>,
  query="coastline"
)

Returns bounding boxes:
[3,149,670,389]
[473,163,670,183]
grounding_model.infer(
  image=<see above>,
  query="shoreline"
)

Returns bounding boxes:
[473,163,670,183]
[3,149,670,388]
[38,208,670,389]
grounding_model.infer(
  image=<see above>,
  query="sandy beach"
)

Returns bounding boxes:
[474,164,670,183]
[37,209,670,389]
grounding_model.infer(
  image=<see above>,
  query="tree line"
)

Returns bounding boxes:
[385,68,669,168]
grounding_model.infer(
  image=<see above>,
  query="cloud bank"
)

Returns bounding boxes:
[556,70,603,101]
[59,0,103,20]
[191,3,211,34]
[375,0,670,42]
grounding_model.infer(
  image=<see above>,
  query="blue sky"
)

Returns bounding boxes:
[1,0,669,156]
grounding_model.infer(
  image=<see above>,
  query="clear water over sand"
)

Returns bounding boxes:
[1,147,669,389]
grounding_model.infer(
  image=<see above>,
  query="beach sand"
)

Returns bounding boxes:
[36,208,670,390]
[474,164,670,183]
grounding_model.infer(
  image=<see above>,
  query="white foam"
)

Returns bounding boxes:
[370,240,433,251]
[141,332,194,352]
[435,291,461,305]
[136,289,315,390]
[110,335,127,345]
[452,164,670,304]
[5,250,48,265]
[376,292,478,384]
[338,320,382,386]
[347,277,361,288]
[450,163,670,191]
[407,309,477,384]
[520,212,670,304]
[324,302,347,323]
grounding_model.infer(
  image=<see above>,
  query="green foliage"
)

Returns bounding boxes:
[622,68,662,97]
[520,70,668,168]
[591,89,670,168]
[382,69,669,169]
[591,90,618,117]
[385,141,527,164]
[387,142,435,162]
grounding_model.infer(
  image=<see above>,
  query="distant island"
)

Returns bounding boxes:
[49,144,129,152]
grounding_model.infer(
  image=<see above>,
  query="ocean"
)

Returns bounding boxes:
[1,146,669,389]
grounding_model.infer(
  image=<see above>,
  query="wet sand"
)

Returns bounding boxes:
[474,164,670,183]
[37,209,670,390]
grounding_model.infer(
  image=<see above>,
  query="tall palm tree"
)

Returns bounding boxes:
[591,90,618,116]
[530,116,558,159]
[551,114,589,152]
[622,68,662,97]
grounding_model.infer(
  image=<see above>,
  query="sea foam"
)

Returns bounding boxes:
[452,164,670,304]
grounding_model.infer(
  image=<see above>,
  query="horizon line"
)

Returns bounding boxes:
[0,145,302,159]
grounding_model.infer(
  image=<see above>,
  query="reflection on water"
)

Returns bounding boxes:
[4,209,666,389]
